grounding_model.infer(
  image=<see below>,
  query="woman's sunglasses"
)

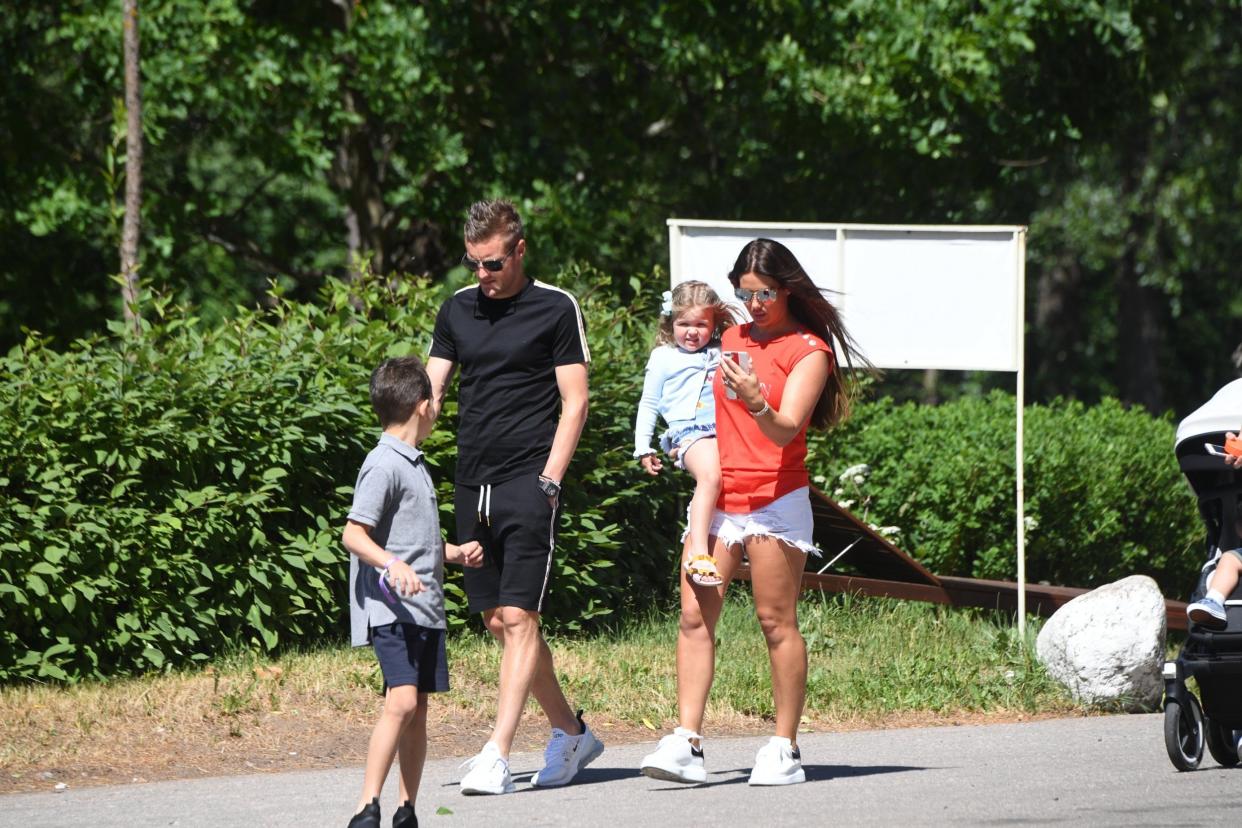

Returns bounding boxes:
[735,287,780,304]
[461,242,518,272]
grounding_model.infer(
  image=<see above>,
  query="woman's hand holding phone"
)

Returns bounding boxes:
[720,350,760,408]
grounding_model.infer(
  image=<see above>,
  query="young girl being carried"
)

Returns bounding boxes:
[633,280,736,587]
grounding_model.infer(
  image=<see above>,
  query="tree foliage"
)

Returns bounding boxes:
[1,1,1239,402]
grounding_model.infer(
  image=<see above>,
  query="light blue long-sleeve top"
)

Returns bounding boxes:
[633,343,721,457]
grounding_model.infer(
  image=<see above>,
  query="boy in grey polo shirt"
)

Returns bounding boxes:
[343,356,483,828]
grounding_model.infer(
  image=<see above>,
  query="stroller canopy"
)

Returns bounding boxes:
[1176,378,1242,448]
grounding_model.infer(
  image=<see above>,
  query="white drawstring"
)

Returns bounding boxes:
[476,483,492,525]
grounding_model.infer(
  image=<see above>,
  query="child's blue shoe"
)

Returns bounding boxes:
[1188,596,1228,629]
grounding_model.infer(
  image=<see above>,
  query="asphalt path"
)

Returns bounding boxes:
[3,713,1240,826]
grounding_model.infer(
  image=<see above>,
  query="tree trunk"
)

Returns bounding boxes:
[328,0,387,279]
[120,0,143,331]
[1114,230,1165,412]
[1031,255,1084,401]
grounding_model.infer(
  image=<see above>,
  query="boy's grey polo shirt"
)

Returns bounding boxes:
[347,433,445,646]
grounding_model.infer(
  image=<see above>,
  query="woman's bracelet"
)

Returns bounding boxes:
[748,399,772,418]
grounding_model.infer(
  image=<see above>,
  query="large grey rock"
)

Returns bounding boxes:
[1035,575,1166,711]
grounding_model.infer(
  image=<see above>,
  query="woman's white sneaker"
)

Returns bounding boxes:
[747,736,805,785]
[639,727,707,783]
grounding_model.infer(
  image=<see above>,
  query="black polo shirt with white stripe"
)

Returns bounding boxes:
[430,278,590,486]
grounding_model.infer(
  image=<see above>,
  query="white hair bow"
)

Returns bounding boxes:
[660,290,673,315]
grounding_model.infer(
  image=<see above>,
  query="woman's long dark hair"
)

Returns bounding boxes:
[728,238,874,429]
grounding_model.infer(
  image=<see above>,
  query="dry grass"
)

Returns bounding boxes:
[0,638,673,794]
[1,597,1084,794]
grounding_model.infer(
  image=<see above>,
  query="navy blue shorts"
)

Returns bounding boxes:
[370,623,449,693]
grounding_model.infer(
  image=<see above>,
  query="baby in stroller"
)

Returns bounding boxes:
[1163,382,1242,770]
[1186,430,1242,627]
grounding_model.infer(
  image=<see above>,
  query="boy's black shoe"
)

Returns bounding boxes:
[392,799,417,828]
[347,798,381,828]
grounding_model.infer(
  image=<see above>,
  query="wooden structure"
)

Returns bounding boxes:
[733,487,1189,632]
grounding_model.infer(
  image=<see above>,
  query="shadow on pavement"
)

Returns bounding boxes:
[636,763,927,790]
[805,764,928,782]
[435,761,929,794]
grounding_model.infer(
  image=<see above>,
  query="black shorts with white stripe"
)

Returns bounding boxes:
[455,472,559,614]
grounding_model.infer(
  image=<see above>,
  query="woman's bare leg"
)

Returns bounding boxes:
[746,536,808,744]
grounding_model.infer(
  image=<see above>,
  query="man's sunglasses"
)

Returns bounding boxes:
[461,242,518,272]
[735,287,780,304]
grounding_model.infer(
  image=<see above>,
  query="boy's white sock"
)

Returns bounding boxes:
[1207,589,1226,604]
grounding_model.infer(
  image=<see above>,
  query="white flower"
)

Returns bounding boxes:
[839,499,855,510]
[839,463,871,482]
[1023,515,1039,532]
[660,290,673,315]
[876,526,901,537]
[833,487,845,497]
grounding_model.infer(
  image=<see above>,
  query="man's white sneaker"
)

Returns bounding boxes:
[747,736,805,785]
[639,727,707,783]
[459,742,514,795]
[531,710,606,787]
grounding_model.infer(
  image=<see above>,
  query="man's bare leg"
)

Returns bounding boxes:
[483,607,578,756]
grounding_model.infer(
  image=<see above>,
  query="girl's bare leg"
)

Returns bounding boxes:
[680,438,722,561]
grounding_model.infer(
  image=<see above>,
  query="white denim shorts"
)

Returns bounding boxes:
[685,485,821,557]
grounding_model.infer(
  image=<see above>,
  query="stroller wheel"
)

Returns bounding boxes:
[1165,694,1205,771]
[1204,716,1239,768]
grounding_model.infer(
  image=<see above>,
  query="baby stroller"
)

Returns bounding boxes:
[1163,378,1242,771]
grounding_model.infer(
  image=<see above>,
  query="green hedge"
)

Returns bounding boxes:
[0,271,1207,683]
[807,393,1203,595]
[0,270,687,682]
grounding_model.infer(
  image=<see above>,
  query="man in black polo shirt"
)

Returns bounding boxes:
[427,200,602,795]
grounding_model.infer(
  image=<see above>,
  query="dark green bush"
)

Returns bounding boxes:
[808,392,1203,597]
[0,278,436,681]
[0,268,683,682]
[0,273,1206,683]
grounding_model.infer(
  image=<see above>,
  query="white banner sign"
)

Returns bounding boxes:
[667,220,1026,373]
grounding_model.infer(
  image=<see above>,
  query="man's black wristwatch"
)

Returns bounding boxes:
[537,475,562,498]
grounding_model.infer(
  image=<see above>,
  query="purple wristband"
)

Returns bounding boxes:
[378,559,397,603]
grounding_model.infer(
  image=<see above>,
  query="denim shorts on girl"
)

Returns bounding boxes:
[659,406,718,470]
[370,622,449,693]
[706,486,821,557]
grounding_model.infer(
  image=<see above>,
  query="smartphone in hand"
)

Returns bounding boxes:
[1205,438,1242,458]
[721,351,751,399]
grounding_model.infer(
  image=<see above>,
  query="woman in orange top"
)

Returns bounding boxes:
[640,238,870,787]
